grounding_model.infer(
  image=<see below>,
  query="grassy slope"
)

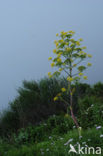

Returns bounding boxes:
[0,127,103,156]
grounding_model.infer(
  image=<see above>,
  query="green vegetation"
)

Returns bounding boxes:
[0,78,103,155]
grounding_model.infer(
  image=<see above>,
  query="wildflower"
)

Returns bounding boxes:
[67,77,73,82]
[59,39,64,43]
[96,126,102,130]
[87,63,92,66]
[49,136,52,139]
[79,73,83,76]
[79,136,82,139]
[57,58,62,63]
[79,51,84,55]
[64,138,73,146]
[59,68,63,71]
[61,88,66,92]
[70,39,75,42]
[48,72,52,78]
[53,49,56,53]
[73,126,76,129]
[48,57,52,60]
[68,31,75,34]
[54,96,58,101]
[66,47,71,52]
[73,64,77,67]
[41,152,44,155]
[88,54,92,58]
[100,134,103,138]
[51,62,55,67]
[79,38,83,41]
[46,148,49,152]
[83,76,88,80]
[65,114,69,118]
[60,137,63,140]
[56,33,59,36]
[76,41,80,46]
[56,42,59,47]
[82,46,87,49]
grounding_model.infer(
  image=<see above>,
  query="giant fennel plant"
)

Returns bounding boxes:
[48,30,92,135]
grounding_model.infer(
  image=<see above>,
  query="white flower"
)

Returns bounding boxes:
[79,136,82,139]
[96,126,102,130]
[41,152,44,155]
[91,104,94,107]
[46,148,49,152]
[64,138,73,146]
[88,139,91,141]
[76,142,79,145]
[73,126,76,129]
[60,137,63,140]
[100,134,103,138]
[49,136,52,139]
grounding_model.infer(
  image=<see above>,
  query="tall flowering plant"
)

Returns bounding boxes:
[48,31,92,134]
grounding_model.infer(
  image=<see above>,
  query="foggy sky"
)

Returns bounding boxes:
[0,0,103,110]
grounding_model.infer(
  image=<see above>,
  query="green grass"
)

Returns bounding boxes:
[0,127,103,156]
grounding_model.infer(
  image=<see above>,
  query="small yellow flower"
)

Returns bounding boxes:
[59,68,63,71]
[51,62,55,67]
[61,88,66,92]
[88,54,92,58]
[56,42,59,47]
[53,49,56,53]
[57,58,62,63]
[59,39,64,43]
[73,64,77,67]
[68,31,75,34]
[76,41,80,46]
[79,51,84,55]
[57,93,61,97]
[79,73,83,76]
[82,46,87,49]
[70,39,75,42]
[79,38,83,42]
[87,63,92,66]
[56,33,59,36]
[54,96,58,101]
[64,114,69,118]
[66,47,71,52]
[48,57,52,60]
[48,72,52,78]
[67,77,73,82]
[54,40,57,44]
[83,76,88,80]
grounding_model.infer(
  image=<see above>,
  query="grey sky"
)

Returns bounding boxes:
[0,0,103,110]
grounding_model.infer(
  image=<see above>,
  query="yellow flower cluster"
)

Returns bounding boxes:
[87,63,92,66]
[79,73,83,76]
[53,49,56,53]
[51,62,55,67]
[88,54,92,58]
[54,96,58,101]
[48,72,52,78]
[61,88,66,92]
[57,58,62,63]
[79,38,83,41]
[83,76,88,80]
[59,68,63,71]
[76,41,80,46]
[67,77,73,82]
[82,46,87,49]
[48,57,52,60]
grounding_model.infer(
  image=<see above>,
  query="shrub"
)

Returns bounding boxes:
[78,96,103,128]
